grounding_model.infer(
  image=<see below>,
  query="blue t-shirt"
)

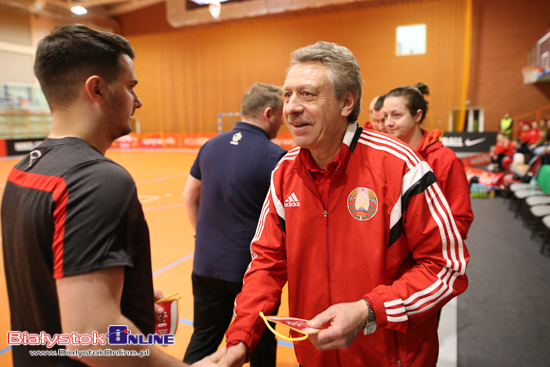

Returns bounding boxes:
[190,122,287,282]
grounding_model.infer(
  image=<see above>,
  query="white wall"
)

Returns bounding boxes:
[0,8,34,84]
[0,5,116,85]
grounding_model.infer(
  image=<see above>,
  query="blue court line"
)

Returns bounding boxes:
[152,253,194,276]
[179,318,194,325]
[178,318,294,348]
[277,340,294,348]
[0,345,12,355]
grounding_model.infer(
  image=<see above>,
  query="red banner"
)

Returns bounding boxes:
[0,139,6,157]
[462,152,491,168]
[461,152,504,186]
[111,132,296,151]
[111,133,217,150]
[465,167,504,187]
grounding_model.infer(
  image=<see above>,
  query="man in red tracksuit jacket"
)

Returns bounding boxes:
[219,41,470,367]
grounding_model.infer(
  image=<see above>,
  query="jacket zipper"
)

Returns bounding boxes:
[325,169,343,367]
[325,195,332,305]
[394,331,402,366]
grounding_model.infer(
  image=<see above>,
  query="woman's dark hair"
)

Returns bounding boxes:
[386,82,430,123]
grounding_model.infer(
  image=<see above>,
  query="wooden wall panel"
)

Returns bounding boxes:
[469,0,550,130]
[120,0,469,133]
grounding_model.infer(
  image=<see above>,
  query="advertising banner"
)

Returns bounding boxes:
[440,132,497,152]
[112,132,296,151]
[0,140,6,157]
[111,133,217,150]
[3,138,44,156]
[462,151,504,186]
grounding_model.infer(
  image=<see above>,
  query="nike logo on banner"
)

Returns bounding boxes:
[464,138,486,147]
[284,192,300,207]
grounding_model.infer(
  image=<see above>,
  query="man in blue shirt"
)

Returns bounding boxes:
[182,83,287,366]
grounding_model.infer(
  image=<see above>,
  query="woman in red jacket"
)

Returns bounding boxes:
[382,83,474,239]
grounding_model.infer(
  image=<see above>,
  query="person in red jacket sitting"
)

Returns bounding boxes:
[491,133,515,172]
[528,120,541,145]
[518,122,531,143]
[529,118,548,156]
[500,135,517,172]
[516,123,533,162]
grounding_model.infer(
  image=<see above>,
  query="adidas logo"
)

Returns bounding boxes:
[284,192,300,207]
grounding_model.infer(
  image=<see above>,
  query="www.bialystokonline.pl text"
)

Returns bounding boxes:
[29,349,150,358]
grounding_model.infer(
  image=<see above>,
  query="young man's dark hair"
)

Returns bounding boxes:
[34,24,135,109]
[373,94,385,112]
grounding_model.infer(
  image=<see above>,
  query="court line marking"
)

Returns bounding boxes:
[0,346,11,355]
[143,203,185,212]
[152,253,194,277]
[179,318,194,325]
[136,172,188,185]
[277,340,293,348]
[138,195,161,204]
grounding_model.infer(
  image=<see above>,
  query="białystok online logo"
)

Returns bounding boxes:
[106,325,173,345]
[8,325,174,348]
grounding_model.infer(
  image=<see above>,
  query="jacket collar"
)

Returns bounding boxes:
[344,122,363,152]
[233,121,270,140]
[416,129,443,155]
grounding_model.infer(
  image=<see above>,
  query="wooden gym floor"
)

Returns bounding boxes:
[0,149,298,366]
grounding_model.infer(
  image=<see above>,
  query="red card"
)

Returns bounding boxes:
[265,316,321,334]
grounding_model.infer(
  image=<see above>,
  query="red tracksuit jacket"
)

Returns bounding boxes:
[226,123,470,367]
[417,129,473,239]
